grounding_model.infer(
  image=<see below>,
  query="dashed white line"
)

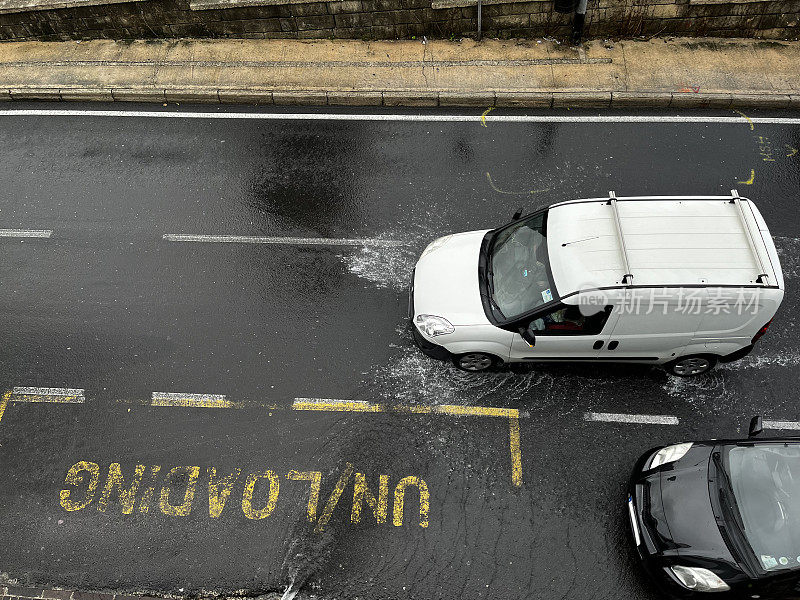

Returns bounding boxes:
[763,420,800,431]
[0,229,52,238]
[151,392,231,408]
[12,387,85,403]
[2,109,800,125]
[584,412,680,425]
[163,234,406,247]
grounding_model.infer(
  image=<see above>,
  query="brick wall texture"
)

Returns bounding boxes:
[0,0,798,41]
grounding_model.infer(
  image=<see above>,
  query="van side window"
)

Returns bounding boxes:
[528,305,612,336]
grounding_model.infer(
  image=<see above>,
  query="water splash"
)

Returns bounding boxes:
[774,236,800,278]
[279,578,300,600]
[387,343,550,405]
[337,232,422,292]
[733,351,800,369]
[662,370,730,403]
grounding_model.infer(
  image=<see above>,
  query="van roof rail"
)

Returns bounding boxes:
[608,191,634,285]
[730,189,770,285]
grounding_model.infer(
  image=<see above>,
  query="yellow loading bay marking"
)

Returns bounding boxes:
[0,391,524,487]
[292,399,523,487]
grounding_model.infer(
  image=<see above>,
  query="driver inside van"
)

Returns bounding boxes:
[530,306,586,333]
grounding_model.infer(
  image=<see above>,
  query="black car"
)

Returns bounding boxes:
[629,417,800,598]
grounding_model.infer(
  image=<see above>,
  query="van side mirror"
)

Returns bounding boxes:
[518,326,536,347]
[512,208,523,221]
[748,416,763,438]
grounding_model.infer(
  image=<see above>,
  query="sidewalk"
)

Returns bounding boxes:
[0,36,800,108]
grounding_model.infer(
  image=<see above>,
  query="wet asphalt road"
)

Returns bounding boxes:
[1,104,800,600]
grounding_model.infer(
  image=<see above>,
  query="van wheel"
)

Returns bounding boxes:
[454,352,496,372]
[666,355,718,377]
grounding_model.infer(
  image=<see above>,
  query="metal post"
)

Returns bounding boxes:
[477,0,482,41]
[571,0,588,45]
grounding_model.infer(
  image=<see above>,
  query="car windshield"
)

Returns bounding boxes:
[487,212,556,321]
[725,443,800,573]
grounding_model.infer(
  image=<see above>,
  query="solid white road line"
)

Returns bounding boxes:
[151,392,231,408]
[163,234,406,246]
[584,412,680,425]
[12,387,85,403]
[0,229,52,238]
[763,420,800,431]
[1,109,800,125]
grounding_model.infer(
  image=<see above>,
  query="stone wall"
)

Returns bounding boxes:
[0,0,797,41]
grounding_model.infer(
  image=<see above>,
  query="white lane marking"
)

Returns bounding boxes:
[2,109,800,125]
[163,234,407,247]
[13,386,83,395]
[584,412,680,425]
[763,420,800,431]
[0,229,52,238]
[12,387,85,403]
[151,392,231,408]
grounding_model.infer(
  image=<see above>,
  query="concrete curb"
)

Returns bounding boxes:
[0,586,282,600]
[1,87,800,109]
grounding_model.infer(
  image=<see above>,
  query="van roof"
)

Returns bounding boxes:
[547,194,779,295]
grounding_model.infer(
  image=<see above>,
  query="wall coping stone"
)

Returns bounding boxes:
[688,0,773,5]
[432,0,546,10]
[0,0,144,15]
[190,0,324,11]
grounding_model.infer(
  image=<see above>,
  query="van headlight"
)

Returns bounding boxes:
[415,315,455,337]
[649,443,693,469]
[669,566,730,592]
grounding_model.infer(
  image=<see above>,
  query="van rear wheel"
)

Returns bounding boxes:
[666,354,718,377]
[454,352,496,372]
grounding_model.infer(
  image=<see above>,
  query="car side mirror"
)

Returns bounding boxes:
[518,326,536,347]
[748,415,763,438]
[512,208,523,221]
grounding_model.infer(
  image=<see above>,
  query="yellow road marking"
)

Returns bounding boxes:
[292,398,382,412]
[151,392,231,408]
[315,462,354,533]
[6,386,525,487]
[734,109,754,131]
[434,404,517,418]
[485,172,549,196]
[738,169,756,185]
[293,399,523,487]
[12,394,84,403]
[508,416,522,487]
[0,391,10,426]
[481,107,494,127]
[394,405,433,414]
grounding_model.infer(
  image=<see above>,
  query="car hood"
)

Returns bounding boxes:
[413,230,491,326]
[660,446,737,565]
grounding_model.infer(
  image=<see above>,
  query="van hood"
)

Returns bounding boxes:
[412,230,491,326]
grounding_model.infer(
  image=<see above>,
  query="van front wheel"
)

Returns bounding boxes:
[665,355,718,377]
[454,352,496,372]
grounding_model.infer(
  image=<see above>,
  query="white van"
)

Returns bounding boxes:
[410,192,784,376]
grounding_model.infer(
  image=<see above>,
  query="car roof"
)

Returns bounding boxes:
[546,195,779,294]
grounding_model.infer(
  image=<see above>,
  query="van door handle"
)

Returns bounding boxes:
[608,340,619,350]
[593,340,604,350]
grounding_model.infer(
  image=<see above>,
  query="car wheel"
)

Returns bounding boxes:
[666,354,718,377]
[454,352,496,372]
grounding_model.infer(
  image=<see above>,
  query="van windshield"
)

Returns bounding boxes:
[487,212,557,321]
[724,443,800,573]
